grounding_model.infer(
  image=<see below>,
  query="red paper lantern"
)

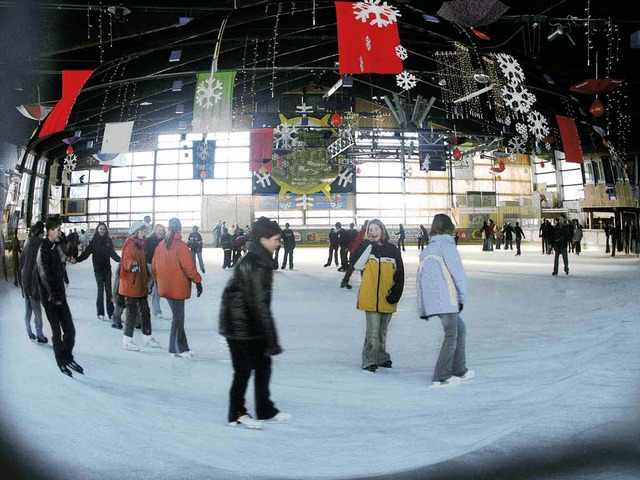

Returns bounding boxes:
[200,171,207,179]
[66,145,73,155]
[498,160,505,169]
[103,165,109,172]
[540,161,545,168]
[356,167,361,174]
[330,113,342,127]
[590,98,604,117]
[453,147,462,160]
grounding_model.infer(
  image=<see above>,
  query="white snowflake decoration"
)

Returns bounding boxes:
[545,142,552,151]
[501,83,536,114]
[63,154,77,173]
[395,45,408,60]
[495,53,525,85]
[195,76,224,109]
[527,110,549,140]
[515,122,529,137]
[253,170,273,188]
[336,168,354,188]
[365,36,372,51]
[353,0,401,28]
[273,123,299,149]
[421,153,431,171]
[196,142,210,161]
[396,71,417,90]
[508,136,527,154]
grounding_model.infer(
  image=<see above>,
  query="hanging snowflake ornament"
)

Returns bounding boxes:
[515,122,529,137]
[273,123,299,149]
[495,53,525,85]
[396,71,417,90]
[253,170,273,189]
[195,76,224,109]
[63,153,77,173]
[395,45,408,60]
[196,142,210,161]
[508,136,527,154]
[353,0,401,28]
[527,110,549,141]
[501,83,536,114]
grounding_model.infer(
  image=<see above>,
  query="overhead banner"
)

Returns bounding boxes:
[38,70,95,138]
[556,115,583,164]
[192,140,215,180]
[192,70,236,133]
[250,128,274,172]
[101,121,135,153]
[335,1,403,74]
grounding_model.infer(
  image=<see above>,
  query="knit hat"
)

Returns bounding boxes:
[129,220,147,235]
[168,217,181,232]
[251,216,282,241]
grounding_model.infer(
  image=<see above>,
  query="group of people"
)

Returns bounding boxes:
[603,219,640,256]
[478,219,526,255]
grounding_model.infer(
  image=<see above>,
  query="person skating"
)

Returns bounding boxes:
[280,223,296,270]
[324,227,339,267]
[19,221,48,343]
[219,216,291,429]
[36,218,82,377]
[187,225,205,274]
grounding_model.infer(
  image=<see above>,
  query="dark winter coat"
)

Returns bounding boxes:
[218,241,282,356]
[144,234,163,264]
[20,236,43,299]
[187,231,203,253]
[76,234,120,271]
[36,237,67,305]
[281,228,296,250]
[220,232,233,250]
[554,222,571,249]
[329,228,338,247]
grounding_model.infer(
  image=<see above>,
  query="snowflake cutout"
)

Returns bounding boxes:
[196,142,210,161]
[495,53,525,85]
[501,83,536,114]
[359,56,364,72]
[353,0,401,28]
[395,45,408,60]
[508,136,527,154]
[195,76,224,109]
[273,123,299,149]
[421,153,431,171]
[63,154,77,172]
[253,170,273,188]
[365,36,372,51]
[545,142,552,151]
[527,110,549,140]
[515,122,529,137]
[396,71,417,90]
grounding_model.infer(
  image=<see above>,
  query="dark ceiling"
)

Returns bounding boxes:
[2,0,640,168]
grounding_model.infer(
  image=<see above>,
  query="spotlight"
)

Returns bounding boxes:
[547,25,564,42]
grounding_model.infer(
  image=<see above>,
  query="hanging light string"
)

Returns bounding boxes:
[271,3,283,98]
[98,1,103,64]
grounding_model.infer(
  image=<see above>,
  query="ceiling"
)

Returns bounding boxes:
[2,0,640,170]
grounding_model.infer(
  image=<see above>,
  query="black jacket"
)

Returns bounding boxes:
[218,241,282,356]
[281,228,295,250]
[144,234,162,263]
[220,232,233,250]
[187,231,203,252]
[19,236,43,299]
[76,234,120,271]
[36,238,68,305]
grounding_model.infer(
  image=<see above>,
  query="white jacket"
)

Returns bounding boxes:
[417,234,467,318]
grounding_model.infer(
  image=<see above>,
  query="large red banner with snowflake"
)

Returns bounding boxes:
[335,1,403,75]
[556,115,583,164]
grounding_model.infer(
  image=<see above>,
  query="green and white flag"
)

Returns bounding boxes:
[192,70,236,133]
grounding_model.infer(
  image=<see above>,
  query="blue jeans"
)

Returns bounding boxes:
[433,313,467,382]
[167,298,190,354]
[124,297,151,337]
[362,311,392,368]
[151,282,163,316]
[24,294,44,338]
[553,246,569,273]
[94,269,114,318]
[191,250,205,273]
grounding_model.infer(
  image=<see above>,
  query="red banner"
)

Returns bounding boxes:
[335,1,403,75]
[38,70,95,138]
[250,128,274,172]
[555,115,583,164]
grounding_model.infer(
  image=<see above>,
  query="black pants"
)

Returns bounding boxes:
[326,244,338,265]
[553,246,569,274]
[282,247,294,268]
[339,246,349,269]
[226,339,278,422]
[222,249,232,268]
[43,301,76,366]
[94,268,114,317]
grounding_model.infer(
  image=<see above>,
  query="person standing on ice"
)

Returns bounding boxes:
[219,216,291,429]
[19,221,48,344]
[351,219,404,372]
[417,213,474,387]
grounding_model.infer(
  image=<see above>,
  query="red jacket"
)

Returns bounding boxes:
[152,232,202,300]
[119,236,148,298]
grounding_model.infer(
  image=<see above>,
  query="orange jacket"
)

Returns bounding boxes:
[119,236,149,298]
[152,232,202,300]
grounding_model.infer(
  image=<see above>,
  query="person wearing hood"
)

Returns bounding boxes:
[73,222,121,321]
[417,214,474,387]
[351,219,404,372]
[119,220,161,351]
[152,218,202,358]
[218,216,290,429]
[19,221,48,343]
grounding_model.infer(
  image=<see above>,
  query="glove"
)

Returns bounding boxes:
[420,315,429,320]
[459,303,464,313]
[386,292,400,305]
[266,344,283,356]
[196,282,203,297]
[131,262,140,273]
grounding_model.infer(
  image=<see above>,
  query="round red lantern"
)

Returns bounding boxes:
[330,113,342,128]
[356,167,361,174]
[200,171,207,179]
[66,145,73,155]
[540,161,545,168]
[453,147,462,160]
[498,160,505,170]
[103,165,109,172]
[590,98,604,118]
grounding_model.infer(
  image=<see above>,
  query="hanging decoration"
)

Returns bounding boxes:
[437,0,509,28]
[193,70,237,133]
[192,140,215,180]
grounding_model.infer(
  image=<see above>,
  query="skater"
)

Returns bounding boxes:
[153,218,202,358]
[219,216,291,429]
[351,219,404,372]
[73,222,121,321]
[396,223,405,251]
[552,215,571,276]
[36,218,83,377]
[9,228,21,286]
[220,227,233,269]
[324,227,339,267]
[417,213,474,387]
[514,221,525,256]
[119,221,161,351]
[340,220,369,289]
[187,225,205,274]
[280,223,295,270]
[145,223,166,319]
[19,221,48,343]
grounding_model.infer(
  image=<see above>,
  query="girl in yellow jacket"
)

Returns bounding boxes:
[352,219,404,372]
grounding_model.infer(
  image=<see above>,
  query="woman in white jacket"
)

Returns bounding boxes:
[417,214,474,387]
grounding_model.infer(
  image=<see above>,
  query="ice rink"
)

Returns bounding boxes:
[1,243,639,480]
